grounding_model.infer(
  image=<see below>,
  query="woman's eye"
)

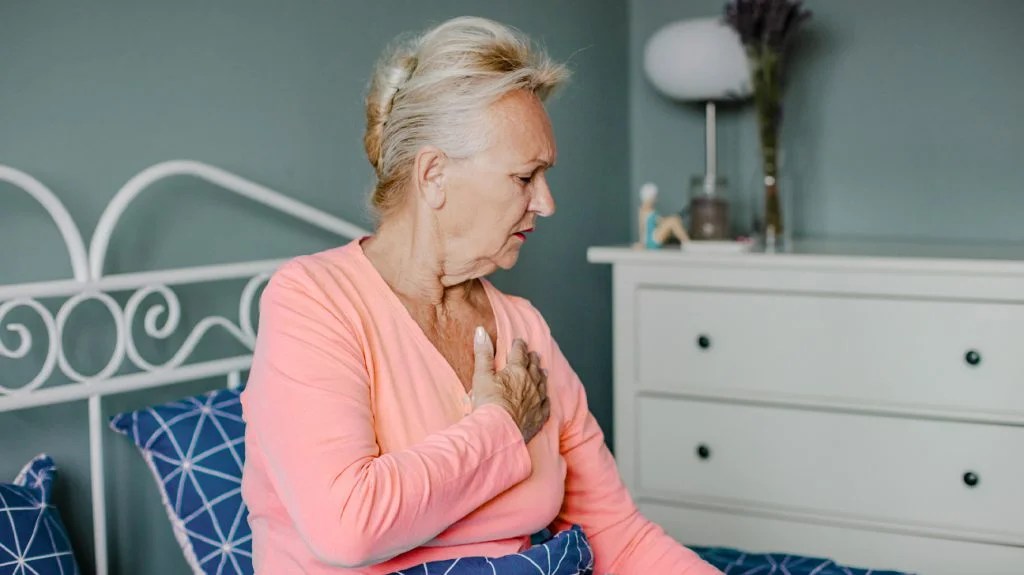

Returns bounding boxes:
[517,175,533,185]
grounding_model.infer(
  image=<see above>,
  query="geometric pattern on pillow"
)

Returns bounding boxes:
[390,524,593,575]
[109,387,251,575]
[691,545,914,575]
[0,453,81,575]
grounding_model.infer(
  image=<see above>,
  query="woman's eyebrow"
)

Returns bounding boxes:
[520,159,553,170]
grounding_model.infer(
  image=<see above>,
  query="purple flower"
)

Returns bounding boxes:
[724,0,811,51]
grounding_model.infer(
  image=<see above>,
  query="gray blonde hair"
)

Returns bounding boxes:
[363,16,570,217]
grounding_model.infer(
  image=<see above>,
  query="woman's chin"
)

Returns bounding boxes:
[495,249,522,270]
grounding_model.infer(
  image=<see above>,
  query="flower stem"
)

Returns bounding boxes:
[750,47,783,237]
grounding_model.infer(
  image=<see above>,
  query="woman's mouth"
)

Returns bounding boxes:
[513,228,534,241]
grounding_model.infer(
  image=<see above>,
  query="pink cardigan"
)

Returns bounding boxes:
[240,239,720,574]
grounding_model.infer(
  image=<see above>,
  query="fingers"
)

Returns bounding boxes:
[532,354,548,392]
[473,326,495,377]
[508,338,528,367]
[528,361,542,383]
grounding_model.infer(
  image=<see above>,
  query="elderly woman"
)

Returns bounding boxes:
[240,15,720,575]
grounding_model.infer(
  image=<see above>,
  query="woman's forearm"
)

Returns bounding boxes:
[249,400,530,568]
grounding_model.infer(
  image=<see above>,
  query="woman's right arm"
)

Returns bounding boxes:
[241,263,532,568]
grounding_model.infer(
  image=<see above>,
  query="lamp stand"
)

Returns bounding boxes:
[703,101,718,195]
[685,101,731,242]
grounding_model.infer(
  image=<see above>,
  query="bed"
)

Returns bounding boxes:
[0,160,915,575]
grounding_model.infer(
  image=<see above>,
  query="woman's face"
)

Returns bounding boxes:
[435,90,557,279]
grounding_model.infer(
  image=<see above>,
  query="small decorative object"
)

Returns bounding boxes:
[724,0,811,250]
[635,182,690,249]
[643,17,752,241]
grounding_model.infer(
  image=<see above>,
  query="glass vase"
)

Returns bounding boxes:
[749,49,791,252]
[748,145,793,253]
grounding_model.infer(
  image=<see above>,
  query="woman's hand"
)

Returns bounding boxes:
[472,326,550,444]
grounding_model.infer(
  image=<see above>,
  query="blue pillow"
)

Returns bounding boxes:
[390,524,593,575]
[692,546,915,575]
[0,454,81,575]
[110,387,251,575]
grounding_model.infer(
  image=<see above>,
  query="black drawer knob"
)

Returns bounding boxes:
[696,444,711,460]
[697,335,712,350]
[963,471,980,488]
[964,350,981,366]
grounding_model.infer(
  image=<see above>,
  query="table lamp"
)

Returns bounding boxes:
[643,17,751,240]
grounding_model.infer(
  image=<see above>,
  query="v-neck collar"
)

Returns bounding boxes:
[350,237,510,396]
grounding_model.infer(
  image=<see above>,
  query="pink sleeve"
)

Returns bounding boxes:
[242,263,532,568]
[545,338,721,575]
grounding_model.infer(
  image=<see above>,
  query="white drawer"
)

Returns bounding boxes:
[635,397,1024,544]
[635,288,1024,418]
[640,502,1024,575]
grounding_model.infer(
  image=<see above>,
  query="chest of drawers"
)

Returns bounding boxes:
[588,240,1024,575]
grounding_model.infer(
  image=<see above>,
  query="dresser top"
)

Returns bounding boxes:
[588,237,1024,274]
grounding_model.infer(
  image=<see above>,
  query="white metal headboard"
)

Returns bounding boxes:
[0,160,368,575]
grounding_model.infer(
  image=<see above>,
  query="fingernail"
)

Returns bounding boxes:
[475,326,486,345]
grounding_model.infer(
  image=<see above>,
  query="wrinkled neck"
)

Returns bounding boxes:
[363,203,473,307]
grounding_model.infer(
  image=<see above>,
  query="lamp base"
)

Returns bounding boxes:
[686,174,730,241]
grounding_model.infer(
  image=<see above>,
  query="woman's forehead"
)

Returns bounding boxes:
[485,91,556,164]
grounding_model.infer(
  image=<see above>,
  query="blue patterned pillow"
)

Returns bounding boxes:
[390,525,593,575]
[0,454,80,575]
[692,546,915,575]
[110,387,251,575]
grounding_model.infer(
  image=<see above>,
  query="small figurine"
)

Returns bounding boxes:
[635,182,690,249]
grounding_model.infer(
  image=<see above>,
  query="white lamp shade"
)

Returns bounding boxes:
[644,17,752,101]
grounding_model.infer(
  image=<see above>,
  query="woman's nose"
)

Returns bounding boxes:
[530,180,556,217]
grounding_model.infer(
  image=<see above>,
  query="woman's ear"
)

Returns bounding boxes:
[414,146,446,209]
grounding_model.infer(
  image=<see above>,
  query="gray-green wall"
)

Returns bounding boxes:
[0,2,628,573]
[632,0,1024,242]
